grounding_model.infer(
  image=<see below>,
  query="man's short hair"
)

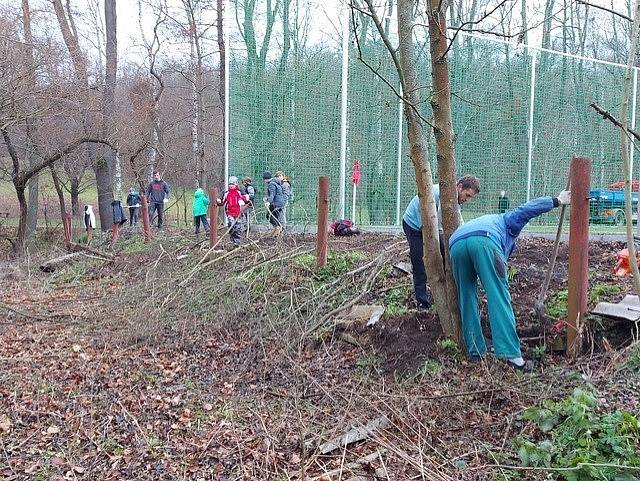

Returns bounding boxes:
[153,170,160,175]
[457,175,480,193]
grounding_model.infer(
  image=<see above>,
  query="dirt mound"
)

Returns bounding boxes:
[358,311,443,374]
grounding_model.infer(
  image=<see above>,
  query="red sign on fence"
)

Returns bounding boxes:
[352,159,361,186]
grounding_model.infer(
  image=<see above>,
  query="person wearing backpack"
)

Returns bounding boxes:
[126,187,141,226]
[217,176,249,247]
[240,176,256,231]
[263,171,285,235]
[192,188,210,235]
[276,171,292,228]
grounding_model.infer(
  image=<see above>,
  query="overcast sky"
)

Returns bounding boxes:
[1,0,633,64]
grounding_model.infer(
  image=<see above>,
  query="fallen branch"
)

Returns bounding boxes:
[39,252,85,272]
[69,241,114,259]
[319,417,391,454]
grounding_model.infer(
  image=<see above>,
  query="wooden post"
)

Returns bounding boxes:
[111,223,119,245]
[140,194,152,243]
[209,188,219,248]
[566,156,591,357]
[63,213,72,250]
[316,176,330,268]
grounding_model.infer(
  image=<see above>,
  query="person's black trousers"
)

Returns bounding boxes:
[402,220,433,306]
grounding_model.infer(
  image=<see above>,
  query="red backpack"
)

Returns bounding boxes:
[224,185,244,218]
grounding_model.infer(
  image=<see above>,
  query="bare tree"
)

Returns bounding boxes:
[620,0,640,297]
[216,0,225,189]
[425,0,462,340]
[360,0,460,339]
[101,0,118,208]
[51,0,90,215]
[2,128,110,253]
[21,0,39,241]
[138,0,167,178]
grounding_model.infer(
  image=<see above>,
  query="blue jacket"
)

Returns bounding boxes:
[403,184,463,232]
[449,197,557,258]
[267,178,285,208]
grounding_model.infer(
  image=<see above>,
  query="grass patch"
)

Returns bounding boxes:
[547,289,569,319]
[296,251,367,281]
[384,285,410,316]
[120,236,151,254]
[589,283,623,304]
[413,359,443,381]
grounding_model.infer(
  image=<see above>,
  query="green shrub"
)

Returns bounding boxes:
[515,388,640,480]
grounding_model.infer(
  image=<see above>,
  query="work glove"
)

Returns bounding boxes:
[556,190,571,205]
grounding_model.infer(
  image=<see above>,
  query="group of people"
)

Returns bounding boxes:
[191,170,293,247]
[403,177,571,371]
[109,170,292,249]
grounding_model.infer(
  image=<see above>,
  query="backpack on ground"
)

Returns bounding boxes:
[330,219,361,236]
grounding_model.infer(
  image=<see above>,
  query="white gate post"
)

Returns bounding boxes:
[526,50,537,202]
[395,88,404,225]
[338,1,350,219]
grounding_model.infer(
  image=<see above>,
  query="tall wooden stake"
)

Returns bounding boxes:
[316,176,329,268]
[209,188,219,248]
[567,156,591,357]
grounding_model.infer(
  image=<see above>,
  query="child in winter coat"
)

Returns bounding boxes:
[192,188,210,235]
[217,176,249,247]
[240,177,256,229]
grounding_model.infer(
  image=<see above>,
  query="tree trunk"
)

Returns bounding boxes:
[98,0,118,229]
[620,0,640,298]
[396,0,459,339]
[52,0,103,222]
[426,0,461,341]
[215,0,226,189]
[70,175,80,215]
[49,165,67,219]
[22,0,39,242]
[542,0,555,49]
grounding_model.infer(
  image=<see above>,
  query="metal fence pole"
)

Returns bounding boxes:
[338,2,349,219]
[526,50,537,202]
[395,88,404,225]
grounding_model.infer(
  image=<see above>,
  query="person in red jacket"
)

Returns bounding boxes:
[217,176,249,247]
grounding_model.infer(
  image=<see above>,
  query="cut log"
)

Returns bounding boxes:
[39,252,85,272]
[319,416,390,455]
[69,242,114,260]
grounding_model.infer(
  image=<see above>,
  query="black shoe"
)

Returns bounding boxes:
[417,302,432,310]
[505,359,534,372]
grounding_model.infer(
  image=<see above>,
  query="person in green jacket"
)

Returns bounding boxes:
[192,188,210,235]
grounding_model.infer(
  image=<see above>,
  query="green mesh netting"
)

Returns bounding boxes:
[228,5,636,230]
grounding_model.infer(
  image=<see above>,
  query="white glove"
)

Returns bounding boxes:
[163,198,168,203]
[556,190,571,205]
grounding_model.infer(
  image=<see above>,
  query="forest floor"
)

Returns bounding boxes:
[0,227,639,480]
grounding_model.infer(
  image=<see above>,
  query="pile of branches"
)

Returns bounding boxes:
[108,229,407,348]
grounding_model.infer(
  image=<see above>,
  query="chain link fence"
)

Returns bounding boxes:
[228,3,638,231]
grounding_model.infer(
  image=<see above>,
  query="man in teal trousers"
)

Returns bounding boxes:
[448,190,571,370]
